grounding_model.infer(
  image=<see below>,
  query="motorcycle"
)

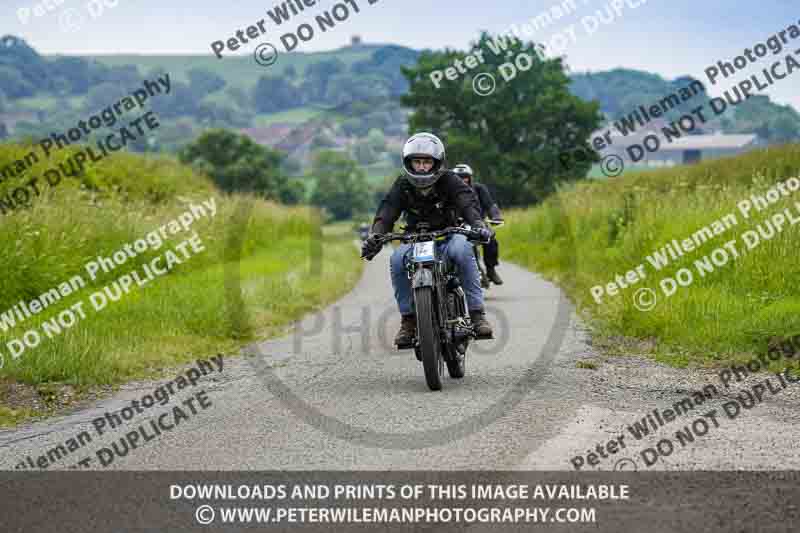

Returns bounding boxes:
[474,219,505,290]
[364,224,491,391]
[358,223,370,242]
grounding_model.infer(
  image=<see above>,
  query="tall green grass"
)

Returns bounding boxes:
[0,143,362,389]
[500,144,800,367]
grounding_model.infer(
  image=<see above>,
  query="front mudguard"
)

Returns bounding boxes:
[411,266,434,289]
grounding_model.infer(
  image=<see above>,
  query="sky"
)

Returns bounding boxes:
[2,0,800,111]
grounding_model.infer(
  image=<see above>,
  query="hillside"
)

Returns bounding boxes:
[570,69,800,142]
[87,44,384,90]
[2,34,800,182]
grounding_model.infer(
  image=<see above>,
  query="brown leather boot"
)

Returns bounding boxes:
[470,310,494,339]
[394,314,417,346]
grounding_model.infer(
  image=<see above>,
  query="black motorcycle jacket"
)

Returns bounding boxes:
[472,182,502,220]
[371,171,484,234]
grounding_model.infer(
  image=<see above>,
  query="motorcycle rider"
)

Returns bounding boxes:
[361,132,495,347]
[358,222,370,241]
[452,163,504,285]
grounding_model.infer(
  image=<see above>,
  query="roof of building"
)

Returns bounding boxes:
[240,124,296,146]
[657,133,758,151]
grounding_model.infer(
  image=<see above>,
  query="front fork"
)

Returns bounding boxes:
[409,261,454,345]
[408,256,472,354]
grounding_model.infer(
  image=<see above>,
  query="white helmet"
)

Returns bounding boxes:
[402,132,446,189]
[452,164,474,178]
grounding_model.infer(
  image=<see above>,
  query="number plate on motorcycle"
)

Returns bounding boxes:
[413,241,436,262]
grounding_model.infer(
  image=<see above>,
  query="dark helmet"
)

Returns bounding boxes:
[402,132,446,189]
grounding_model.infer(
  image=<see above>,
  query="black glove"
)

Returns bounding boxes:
[361,234,384,260]
[473,224,494,244]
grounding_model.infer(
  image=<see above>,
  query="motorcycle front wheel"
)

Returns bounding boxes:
[445,293,466,379]
[414,286,444,391]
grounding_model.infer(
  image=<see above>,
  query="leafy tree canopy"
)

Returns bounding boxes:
[179,129,303,204]
[187,68,226,97]
[309,150,371,220]
[401,32,602,206]
[252,75,301,113]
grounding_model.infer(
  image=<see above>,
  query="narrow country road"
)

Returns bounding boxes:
[2,252,799,471]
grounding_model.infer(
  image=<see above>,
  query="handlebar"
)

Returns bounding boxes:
[362,224,506,260]
[374,226,482,246]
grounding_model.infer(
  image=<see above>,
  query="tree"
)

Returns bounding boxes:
[300,59,345,102]
[179,129,303,203]
[102,64,142,87]
[769,114,800,143]
[310,130,337,150]
[354,143,378,165]
[196,101,250,127]
[400,32,602,206]
[0,36,49,95]
[341,117,364,136]
[87,82,127,110]
[353,129,386,164]
[366,128,386,152]
[0,65,36,98]
[149,81,202,118]
[352,45,420,95]
[187,68,226,97]
[252,75,301,113]
[49,56,90,94]
[324,73,391,105]
[226,86,251,110]
[309,151,371,220]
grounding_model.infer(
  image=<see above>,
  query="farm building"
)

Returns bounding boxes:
[641,133,761,166]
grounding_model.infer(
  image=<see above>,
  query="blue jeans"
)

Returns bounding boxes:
[389,234,483,316]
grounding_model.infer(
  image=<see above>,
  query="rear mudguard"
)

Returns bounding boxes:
[412,266,434,289]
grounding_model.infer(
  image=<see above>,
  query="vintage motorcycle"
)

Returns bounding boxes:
[366,224,491,391]
[357,223,370,242]
[473,219,505,289]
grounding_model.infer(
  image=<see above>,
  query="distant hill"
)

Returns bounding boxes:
[87,43,386,90]
[2,34,799,157]
[570,69,800,142]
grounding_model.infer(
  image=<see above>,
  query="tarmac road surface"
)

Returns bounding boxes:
[2,252,799,472]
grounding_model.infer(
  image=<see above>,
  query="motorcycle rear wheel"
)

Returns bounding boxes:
[445,293,466,379]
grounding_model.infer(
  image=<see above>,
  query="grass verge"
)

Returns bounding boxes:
[0,145,363,426]
[499,143,800,372]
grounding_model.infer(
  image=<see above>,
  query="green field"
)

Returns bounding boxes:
[253,106,329,127]
[13,95,86,112]
[82,45,378,90]
[362,160,397,185]
[499,143,800,371]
